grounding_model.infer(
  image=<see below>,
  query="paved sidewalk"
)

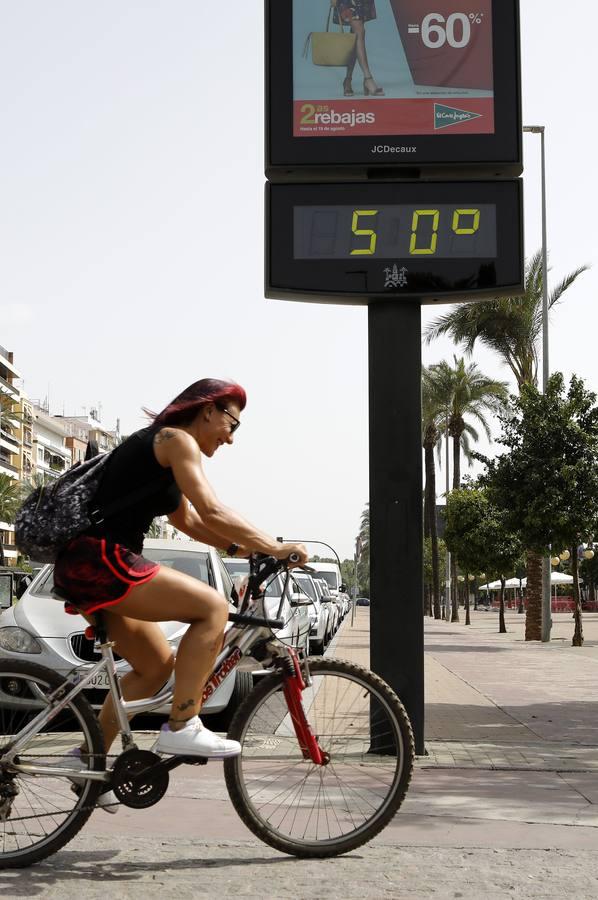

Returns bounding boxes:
[341,607,598,772]
[2,608,597,898]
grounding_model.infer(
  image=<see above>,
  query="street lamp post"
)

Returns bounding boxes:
[444,415,451,622]
[523,125,551,643]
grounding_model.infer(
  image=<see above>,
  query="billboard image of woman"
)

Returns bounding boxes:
[293,0,495,137]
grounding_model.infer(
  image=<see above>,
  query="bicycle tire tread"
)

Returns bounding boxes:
[0,659,105,870]
[224,656,415,858]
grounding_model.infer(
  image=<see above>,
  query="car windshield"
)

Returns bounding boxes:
[264,574,286,597]
[31,548,211,597]
[293,575,316,601]
[223,559,250,578]
[312,571,338,590]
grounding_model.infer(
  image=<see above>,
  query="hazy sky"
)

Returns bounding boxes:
[1,1,597,560]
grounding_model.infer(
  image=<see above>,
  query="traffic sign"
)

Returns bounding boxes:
[266,0,522,179]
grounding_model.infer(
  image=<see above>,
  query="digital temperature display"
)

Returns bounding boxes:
[267,180,523,304]
[294,205,496,260]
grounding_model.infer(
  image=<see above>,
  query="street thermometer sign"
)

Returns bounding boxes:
[263,2,524,754]
[267,179,523,303]
[267,0,521,179]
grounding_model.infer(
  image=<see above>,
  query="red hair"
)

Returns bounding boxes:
[146,379,247,429]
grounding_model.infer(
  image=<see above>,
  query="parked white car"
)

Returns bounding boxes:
[309,561,351,619]
[291,571,329,656]
[0,540,254,727]
[315,578,339,637]
[222,558,310,656]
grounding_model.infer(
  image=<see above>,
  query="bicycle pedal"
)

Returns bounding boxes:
[182,756,208,766]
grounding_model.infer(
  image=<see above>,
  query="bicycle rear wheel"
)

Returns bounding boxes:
[0,660,105,869]
[224,657,414,858]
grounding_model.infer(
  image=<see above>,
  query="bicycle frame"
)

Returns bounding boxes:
[3,562,327,781]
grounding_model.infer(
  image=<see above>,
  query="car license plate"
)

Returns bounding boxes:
[84,670,110,689]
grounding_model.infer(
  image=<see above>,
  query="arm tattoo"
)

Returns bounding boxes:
[155,429,176,445]
[176,698,196,712]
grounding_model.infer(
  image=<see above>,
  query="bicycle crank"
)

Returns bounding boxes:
[111,749,169,809]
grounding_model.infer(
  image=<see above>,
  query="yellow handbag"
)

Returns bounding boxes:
[303,3,357,67]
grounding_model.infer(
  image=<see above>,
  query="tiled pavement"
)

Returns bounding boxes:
[335,606,598,772]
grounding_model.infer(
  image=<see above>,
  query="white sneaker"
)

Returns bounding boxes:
[94,788,119,814]
[64,748,119,815]
[155,716,241,759]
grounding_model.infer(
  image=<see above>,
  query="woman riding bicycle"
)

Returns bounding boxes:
[53,378,308,765]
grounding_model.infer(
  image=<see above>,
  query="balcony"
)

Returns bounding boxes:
[0,429,19,449]
[0,459,19,475]
[0,374,18,397]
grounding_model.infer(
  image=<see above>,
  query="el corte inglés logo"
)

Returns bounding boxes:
[434,103,482,130]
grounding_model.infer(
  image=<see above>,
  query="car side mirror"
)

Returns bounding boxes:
[339,584,347,593]
[290,592,311,607]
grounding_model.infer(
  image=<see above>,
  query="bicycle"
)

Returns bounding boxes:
[0,553,414,868]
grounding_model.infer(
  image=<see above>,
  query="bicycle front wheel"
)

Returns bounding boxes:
[0,660,105,869]
[224,657,414,858]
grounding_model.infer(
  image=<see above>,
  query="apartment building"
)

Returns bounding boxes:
[57,413,118,456]
[32,406,71,481]
[0,344,21,564]
[61,417,90,466]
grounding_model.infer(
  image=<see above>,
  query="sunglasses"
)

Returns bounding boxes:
[215,403,241,434]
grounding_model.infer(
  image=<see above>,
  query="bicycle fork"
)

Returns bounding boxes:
[281,650,328,766]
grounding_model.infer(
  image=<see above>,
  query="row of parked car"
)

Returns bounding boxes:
[222,556,351,656]
[0,540,352,730]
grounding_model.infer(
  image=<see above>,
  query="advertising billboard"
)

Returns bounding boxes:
[266,0,521,178]
[294,0,494,138]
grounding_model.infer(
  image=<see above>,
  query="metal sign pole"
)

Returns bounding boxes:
[368,299,424,755]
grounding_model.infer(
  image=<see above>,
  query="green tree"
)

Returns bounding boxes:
[479,374,598,646]
[0,393,22,433]
[425,358,508,622]
[425,252,587,389]
[356,505,370,598]
[0,473,24,566]
[445,485,523,633]
[425,251,588,639]
[340,559,357,596]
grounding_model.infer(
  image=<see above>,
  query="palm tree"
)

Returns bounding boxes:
[425,358,508,621]
[422,369,445,620]
[0,473,24,566]
[0,393,21,433]
[427,357,508,491]
[425,251,588,638]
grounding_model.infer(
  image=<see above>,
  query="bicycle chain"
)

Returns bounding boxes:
[1,754,121,822]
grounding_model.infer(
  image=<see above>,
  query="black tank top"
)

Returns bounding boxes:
[88,426,182,553]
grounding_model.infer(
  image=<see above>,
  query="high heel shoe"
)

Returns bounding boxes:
[343,76,354,97]
[364,76,384,96]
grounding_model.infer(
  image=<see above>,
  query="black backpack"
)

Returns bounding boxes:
[15,450,170,563]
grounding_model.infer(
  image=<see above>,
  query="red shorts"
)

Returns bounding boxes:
[54,536,160,615]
